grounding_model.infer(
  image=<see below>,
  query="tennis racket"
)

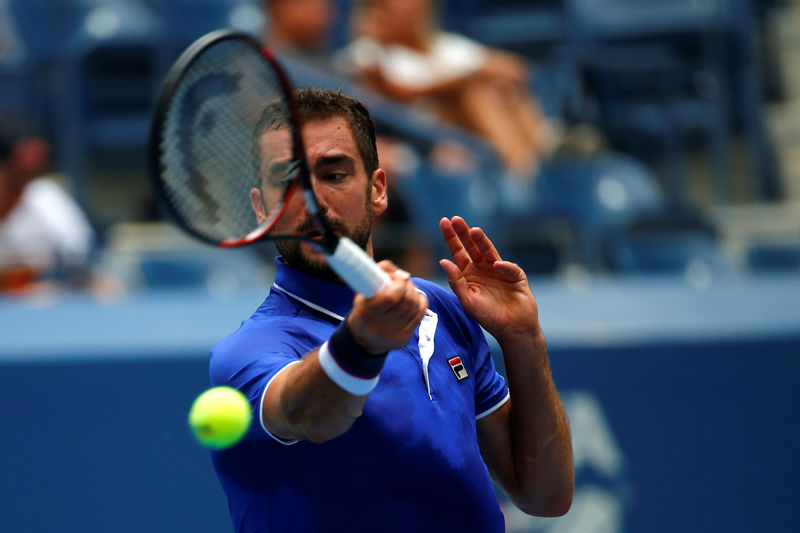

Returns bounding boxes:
[149,30,390,297]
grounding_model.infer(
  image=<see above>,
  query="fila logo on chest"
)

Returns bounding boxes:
[447,356,469,381]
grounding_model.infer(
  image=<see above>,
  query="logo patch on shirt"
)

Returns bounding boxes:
[448,356,469,381]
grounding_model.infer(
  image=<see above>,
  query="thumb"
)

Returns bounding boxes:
[439,259,469,297]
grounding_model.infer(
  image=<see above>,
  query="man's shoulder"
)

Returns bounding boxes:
[411,277,449,299]
[215,307,319,351]
[210,310,324,377]
[412,278,466,315]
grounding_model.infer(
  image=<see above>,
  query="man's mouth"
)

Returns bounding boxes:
[296,222,320,238]
[299,223,343,240]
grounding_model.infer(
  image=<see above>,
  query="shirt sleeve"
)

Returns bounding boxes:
[467,321,509,420]
[209,318,320,444]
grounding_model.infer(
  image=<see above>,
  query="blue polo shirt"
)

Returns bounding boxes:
[209,259,510,533]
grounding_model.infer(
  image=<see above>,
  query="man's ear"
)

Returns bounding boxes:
[370,168,388,216]
[250,188,267,223]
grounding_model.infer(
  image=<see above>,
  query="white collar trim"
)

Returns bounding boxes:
[272,283,345,322]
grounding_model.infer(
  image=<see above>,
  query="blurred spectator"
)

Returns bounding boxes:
[262,0,338,69]
[0,116,95,295]
[343,0,557,180]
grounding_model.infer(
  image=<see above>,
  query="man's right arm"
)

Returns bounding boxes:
[261,261,428,443]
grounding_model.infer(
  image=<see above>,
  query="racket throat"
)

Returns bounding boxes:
[325,237,391,298]
[310,219,337,254]
[304,191,337,254]
[318,236,338,255]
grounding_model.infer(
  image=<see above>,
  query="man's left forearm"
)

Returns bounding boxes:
[499,328,574,516]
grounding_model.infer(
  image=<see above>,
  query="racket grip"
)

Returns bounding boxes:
[327,237,391,297]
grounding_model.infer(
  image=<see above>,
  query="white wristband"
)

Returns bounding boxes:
[318,340,381,396]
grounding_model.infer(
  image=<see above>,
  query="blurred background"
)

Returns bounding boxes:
[1,1,799,532]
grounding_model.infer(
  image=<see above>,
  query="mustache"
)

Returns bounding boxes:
[294,217,345,235]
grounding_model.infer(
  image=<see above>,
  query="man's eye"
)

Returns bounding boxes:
[324,172,348,181]
[266,161,299,186]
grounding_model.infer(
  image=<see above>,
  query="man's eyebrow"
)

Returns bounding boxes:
[264,160,298,185]
[313,154,355,169]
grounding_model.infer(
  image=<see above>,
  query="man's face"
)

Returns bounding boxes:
[252,116,387,280]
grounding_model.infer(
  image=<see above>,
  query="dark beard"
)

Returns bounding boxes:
[276,215,372,282]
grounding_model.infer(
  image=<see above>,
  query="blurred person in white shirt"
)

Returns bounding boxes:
[0,116,95,294]
[344,0,557,180]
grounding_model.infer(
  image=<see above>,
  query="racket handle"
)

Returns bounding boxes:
[327,237,391,297]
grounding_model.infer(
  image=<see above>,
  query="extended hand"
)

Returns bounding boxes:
[439,217,540,340]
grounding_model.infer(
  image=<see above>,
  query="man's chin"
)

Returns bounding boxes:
[277,242,340,283]
[276,220,371,283]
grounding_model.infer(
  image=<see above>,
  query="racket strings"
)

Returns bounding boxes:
[156,37,296,243]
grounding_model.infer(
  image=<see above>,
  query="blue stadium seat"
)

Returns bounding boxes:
[5,0,94,140]
[391,162,575,276]
[572,42,731,203]
[567,0,735,39]
[136,249,266,291]
[443,0,566,61]
[150,0,264,58]
[602,209,735,277]
[536,154,667,269]
[565,0,782,201]
[392,164,499,241]
[747,243,800,274]
[8,0,87,65]
[535,154,734,275]
[102,223,270,291]
[536,154,664,230]
[0,62,44,128]
[49,1,166,210]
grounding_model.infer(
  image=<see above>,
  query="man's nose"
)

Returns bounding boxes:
[311,182,331,213]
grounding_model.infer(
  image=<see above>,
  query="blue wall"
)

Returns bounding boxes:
[0,358,231,533]
[543,336,800,532]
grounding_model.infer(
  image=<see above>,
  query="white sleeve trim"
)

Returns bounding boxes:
[475,391,510,420]
[259,360,303,445]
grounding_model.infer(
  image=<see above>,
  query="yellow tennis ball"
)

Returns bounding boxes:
[188,386,252,450]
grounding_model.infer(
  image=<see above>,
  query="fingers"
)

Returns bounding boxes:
[440,216,502,269]
[370,275,425,323]
[439,217,471,271]
[350,260,428,353]
[438,258,460,282]
[439,258,469,299]
[376,259,410,281]
[469,225,501,263]
[369,260,417,314]
[451,216,484,265]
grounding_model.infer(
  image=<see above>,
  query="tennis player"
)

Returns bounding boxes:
[209,88,573,532]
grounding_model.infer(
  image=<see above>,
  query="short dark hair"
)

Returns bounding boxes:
[254,88,379,177]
